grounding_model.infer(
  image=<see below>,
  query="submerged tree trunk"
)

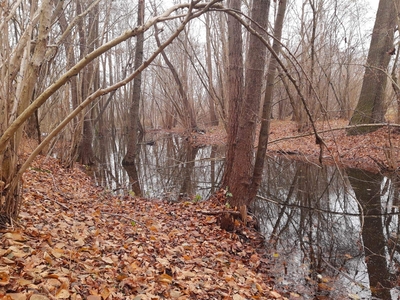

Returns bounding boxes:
[347,0,398,135]
[347,169,392,299]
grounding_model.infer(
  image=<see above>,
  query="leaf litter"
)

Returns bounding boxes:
[0,155,286,299]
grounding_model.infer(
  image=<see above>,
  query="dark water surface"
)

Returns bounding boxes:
[91,132,400,299]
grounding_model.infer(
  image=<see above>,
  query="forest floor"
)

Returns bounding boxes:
[192,119,400,173]
[1,119,399,300]
[1,153,284,300]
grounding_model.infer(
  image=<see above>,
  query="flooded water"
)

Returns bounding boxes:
[90,132,400,299]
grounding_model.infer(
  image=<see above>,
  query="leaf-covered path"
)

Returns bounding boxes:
[1,155,286,299]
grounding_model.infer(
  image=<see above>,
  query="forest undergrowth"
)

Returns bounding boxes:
[1,119,399,299]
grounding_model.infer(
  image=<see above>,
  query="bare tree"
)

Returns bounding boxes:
[153,22,197,131]
[0,0,223,221]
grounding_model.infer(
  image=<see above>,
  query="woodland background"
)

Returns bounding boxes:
[1,0,400,220]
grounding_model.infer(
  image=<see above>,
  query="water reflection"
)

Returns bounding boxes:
[252,157,400,299]
[91,133,400,299]
[92,131,225,200]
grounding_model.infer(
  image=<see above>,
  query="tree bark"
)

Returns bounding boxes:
[249,0,287,203]
[347,0,399,135]
[221,0,244,192]
[123,0,145,166]
[222,0,270,214]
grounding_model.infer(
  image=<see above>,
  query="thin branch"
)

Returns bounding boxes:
[268,123,400,145]
[0,1,223,153]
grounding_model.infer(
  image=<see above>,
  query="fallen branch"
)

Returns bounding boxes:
[198,209,241,216]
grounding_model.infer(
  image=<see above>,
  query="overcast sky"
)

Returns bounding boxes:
[367,0,379,17]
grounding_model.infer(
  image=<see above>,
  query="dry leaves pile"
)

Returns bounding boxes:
[0,156,286,300]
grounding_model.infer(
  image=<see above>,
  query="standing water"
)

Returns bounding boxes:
[90,132,400,299]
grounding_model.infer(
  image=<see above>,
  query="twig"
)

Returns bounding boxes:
[198,210,241,216]
[256,194,400,217]
[269,123,400,145]
[320,257,370,291]
[36,190,69,210]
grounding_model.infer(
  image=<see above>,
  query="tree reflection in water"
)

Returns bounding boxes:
[252,157,400,299]
[92,131,225,200]
[91,133,400,299]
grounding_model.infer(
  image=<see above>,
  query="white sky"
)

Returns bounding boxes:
[367,0,379,17]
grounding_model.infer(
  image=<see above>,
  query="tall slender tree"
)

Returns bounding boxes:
[123,0,145,166]
[250,0,287,203]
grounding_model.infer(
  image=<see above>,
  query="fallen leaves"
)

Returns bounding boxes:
[193,120,400,173]
[0,155,286,299]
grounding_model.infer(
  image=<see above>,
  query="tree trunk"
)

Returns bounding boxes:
[123,0,145,166]
[347,0,399,135]
[221,0,244,192]
[77,1,98,165]
[222,0,270,215]
[249,0,287,203]
[205,13,219,127]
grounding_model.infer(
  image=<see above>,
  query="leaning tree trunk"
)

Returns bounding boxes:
[347,0,399,135]
[1,0,51,221]
[154,24,197,131]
